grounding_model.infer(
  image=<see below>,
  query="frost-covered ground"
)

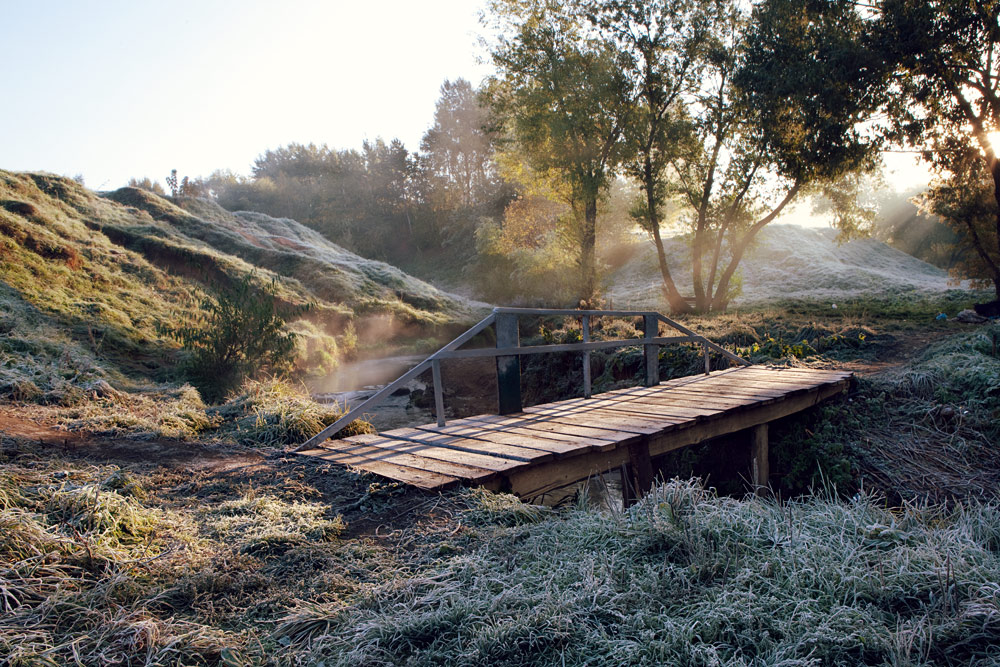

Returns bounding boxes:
[608,224,961,308]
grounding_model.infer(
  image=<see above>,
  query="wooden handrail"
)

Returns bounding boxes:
[293,307,750,451]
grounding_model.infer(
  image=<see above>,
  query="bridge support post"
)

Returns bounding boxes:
[643,314,660,386]
[751,423,769,494]
[622,440,654,507]
[496,312,522,415]
[582,315,592,398]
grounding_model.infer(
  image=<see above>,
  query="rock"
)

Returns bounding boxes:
[956,309,988,324]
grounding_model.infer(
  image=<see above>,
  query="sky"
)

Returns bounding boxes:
[1,0,492,190]
[2,0,931,197]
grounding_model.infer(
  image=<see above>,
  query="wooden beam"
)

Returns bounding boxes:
[623,439,654,507]
[644,314,660,386]
[751,423,769,494]
[437,336,697,359]
[496,312,522,415]
[431,359,445,427]
[582,315,592,398]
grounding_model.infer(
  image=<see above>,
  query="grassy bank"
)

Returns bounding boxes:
[3,454,1000,666]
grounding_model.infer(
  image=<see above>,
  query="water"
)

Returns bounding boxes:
[309,354,435,431]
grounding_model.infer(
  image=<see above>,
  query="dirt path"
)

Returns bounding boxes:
[0,408,262,472]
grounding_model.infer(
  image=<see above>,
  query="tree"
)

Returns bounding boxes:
[421,79,501,211]
[622,0,882,313]
[876,0,1000,297]
[208,140,424,260]
[484,0,629,304]
[583,0,719,312]
[536,0,882,314]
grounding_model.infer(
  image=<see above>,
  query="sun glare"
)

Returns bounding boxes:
[987,131,1000,153]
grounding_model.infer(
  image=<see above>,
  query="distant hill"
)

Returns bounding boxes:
[0,171,485,402]
[607,224,963,309]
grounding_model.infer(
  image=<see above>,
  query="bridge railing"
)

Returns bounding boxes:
[293,307,750,452]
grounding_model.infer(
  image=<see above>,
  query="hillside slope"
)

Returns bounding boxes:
[0,171,485,403]
[608,224,962,309]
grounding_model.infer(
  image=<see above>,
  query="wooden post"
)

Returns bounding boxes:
[582,315,591,398]
[643,314,660,387]
[495,312,522,415]
[622,440,654,507]
[751,423,769,494]
[703,342,711,375]
[431,359,445,427]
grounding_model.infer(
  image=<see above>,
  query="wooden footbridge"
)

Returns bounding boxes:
[295,308,852,501]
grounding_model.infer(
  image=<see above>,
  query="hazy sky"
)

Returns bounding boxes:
[3,0,930,195]
[1,0,491,190]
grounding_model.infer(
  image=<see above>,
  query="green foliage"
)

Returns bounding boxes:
[165,272,304,402]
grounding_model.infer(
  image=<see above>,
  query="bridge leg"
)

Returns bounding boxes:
[496,312,522,415]
[751,423,769,494]
[622,440,654,507]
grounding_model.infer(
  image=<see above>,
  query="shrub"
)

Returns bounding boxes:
[165,272,305,402]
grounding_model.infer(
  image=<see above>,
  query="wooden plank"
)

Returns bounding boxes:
[578,391,718,419]
[737,367,852,381]
[721,371,851,386]
[358,435,524,474]
[411,423,583,457]
[387,427,547,462]
[642,381,792,399]
[568,397,710,423]
[524,405,674,434]
[652,371,838,394]
[325,435,502,479]
[526,391,720,422]
[436,418,613,452]
[620,391,763,411]
[461,414,639,451]
[297,443,461,490]
[658,386,792,402]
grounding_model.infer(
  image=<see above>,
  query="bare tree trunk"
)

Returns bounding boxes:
[711,183,802,312]
[581,198,598,306]
[642,159,692,314]
[990,160,1000,298]
[705,222,728,307]
[650,222,692,314]
[691,226,709,313]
